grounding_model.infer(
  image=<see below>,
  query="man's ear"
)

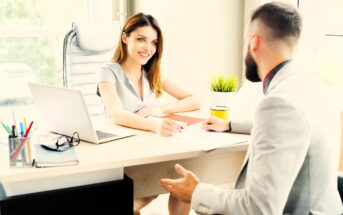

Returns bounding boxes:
[251,33,260,51]
[121,32,128,44]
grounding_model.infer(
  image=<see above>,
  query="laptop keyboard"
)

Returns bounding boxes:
[96,130,118,140]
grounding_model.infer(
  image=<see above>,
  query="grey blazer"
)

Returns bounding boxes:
[191,63,343,215]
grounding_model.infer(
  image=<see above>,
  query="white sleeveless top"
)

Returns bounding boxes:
[97,63,156,113]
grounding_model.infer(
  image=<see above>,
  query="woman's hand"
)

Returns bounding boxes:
[201,117,229,132]
[136,105,164,118]
[154,118,183,136]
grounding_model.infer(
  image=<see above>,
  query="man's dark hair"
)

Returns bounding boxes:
[251,2,302,40]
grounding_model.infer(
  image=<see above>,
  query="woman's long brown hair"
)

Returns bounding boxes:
[112,13,163,97]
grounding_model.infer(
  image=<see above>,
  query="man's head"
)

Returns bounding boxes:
[245,2,302,82]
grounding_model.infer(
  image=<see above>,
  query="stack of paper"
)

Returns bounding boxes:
[170,125,250,151]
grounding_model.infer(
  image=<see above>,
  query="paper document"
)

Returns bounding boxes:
[162,114,204,126]
[171,124,250,151]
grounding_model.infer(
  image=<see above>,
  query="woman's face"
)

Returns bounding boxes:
[123,26,158,66]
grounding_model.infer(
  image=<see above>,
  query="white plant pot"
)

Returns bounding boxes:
[210,91,237,108]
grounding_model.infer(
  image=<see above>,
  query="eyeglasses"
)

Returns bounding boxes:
[40,132,80,152]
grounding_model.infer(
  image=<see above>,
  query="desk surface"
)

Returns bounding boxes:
[0,111,249,196]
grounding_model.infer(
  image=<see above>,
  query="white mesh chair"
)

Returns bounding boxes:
[63,22,121,118]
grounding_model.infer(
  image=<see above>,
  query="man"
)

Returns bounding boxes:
[160,2,343,214]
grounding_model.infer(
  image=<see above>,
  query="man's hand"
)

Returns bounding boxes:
[201,116,229,132]
[160,164,200,203]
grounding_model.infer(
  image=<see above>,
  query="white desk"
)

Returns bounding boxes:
[0,113,249,198]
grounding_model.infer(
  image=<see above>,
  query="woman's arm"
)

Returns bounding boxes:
[161,79,201,113]
[98,81,182,135]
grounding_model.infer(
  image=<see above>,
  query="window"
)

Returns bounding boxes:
[298,0,343,101]
[245,0,343,103]
[298,0,343,83]
[0,0,126,107]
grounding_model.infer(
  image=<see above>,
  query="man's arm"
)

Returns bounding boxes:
[230,120,253,134]
[201,117,252,134]
[191,96,311,214]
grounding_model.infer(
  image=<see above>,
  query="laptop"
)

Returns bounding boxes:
[29,83,135,144]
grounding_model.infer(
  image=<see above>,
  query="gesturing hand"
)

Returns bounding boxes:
[201,116,229,132]
[160,164,200,203]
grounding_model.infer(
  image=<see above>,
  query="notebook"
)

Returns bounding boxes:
[29,83,136,144]
[33,144,78,168]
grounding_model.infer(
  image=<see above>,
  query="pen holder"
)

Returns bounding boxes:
[8,136,32,167]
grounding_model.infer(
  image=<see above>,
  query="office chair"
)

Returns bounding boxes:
[63,22,121,118]
[339,173,343,204]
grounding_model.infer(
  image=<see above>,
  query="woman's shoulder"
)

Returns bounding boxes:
[102,62,120,72]
[101,62,124,76]
[98,62,124,83]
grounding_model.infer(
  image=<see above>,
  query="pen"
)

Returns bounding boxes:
[11,121,34,162]
[1,121,11,135]
[24,117,27,131]
[19,122,25,137]
[24,121,33,138]
[24,118,32,163]
[11,110,18,137]
[11,125,18,137]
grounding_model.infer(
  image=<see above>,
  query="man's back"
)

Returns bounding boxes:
[248,62,342,214]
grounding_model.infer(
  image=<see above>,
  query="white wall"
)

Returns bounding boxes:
[132,0,244,105]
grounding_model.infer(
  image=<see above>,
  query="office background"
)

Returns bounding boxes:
[0,0,342,162]
[0,0,342,214]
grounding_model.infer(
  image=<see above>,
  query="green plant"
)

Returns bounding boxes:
[210,74,238,92]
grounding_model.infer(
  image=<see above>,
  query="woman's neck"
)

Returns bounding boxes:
[121,58,142,75]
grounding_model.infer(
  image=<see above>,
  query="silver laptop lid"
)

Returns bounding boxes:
[29,83,101,143]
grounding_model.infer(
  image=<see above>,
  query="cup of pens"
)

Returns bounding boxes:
[9,136,32,167]
[4,121,35,168]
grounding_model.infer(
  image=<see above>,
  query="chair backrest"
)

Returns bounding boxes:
[63,22,121,118]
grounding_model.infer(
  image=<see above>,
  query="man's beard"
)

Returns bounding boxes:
[245,48,261,82]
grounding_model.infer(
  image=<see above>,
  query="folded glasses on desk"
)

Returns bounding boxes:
[40,132,80,152]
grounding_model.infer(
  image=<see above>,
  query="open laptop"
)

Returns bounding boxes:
[29,83,135,144]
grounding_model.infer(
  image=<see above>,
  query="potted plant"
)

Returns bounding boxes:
[210,74,238,107]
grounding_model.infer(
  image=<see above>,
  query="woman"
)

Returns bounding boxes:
[97,13,200,215]
[97,13,200,136]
